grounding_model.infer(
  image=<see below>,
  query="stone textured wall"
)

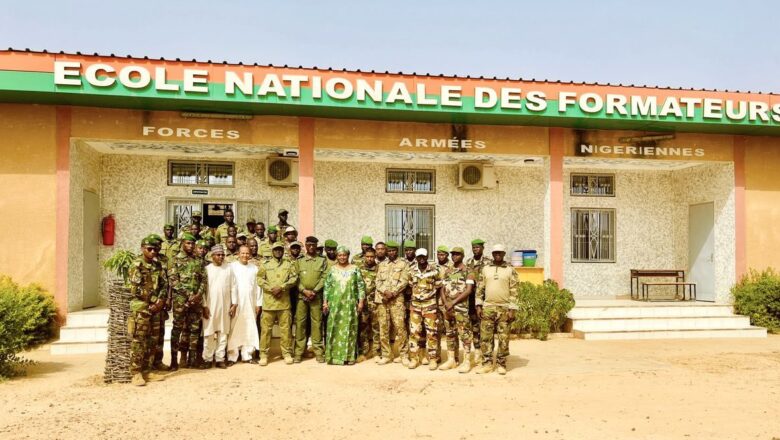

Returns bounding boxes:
[313,161,547,261]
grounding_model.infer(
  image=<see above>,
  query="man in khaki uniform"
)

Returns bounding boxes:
[475,244,519,375]
[466,238,491,365]
[160,224,180,263]
[256,243,298,365]
[351,236,373,267]
[323,239,338,267]
[294,237,327,363]
[258,226,281,260]
[375,240,409,365]
[215,209,242,245]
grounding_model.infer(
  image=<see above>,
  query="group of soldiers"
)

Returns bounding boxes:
[126,208,520,386]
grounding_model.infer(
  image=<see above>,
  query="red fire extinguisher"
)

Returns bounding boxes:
[102,214,115,246]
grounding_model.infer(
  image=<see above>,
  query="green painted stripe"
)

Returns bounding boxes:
[0,70,778,136]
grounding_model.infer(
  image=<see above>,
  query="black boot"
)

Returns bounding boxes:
[170,351,179,371]
[179,351,189,369]
[187,352,198,369]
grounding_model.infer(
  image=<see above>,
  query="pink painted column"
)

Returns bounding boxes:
[549,127,564,286]
[55,107,71,324]
[298,117,315,237]
[734,136,747,281]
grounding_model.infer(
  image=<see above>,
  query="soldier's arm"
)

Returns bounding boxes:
[198,269,208,302]
[508,268,520,310]
[452,273,475,306]
[167,263,179,292]
[284,263,299,291]
[256,264,271,291]
[476,267,486,306]
[394,264,409,296]
[355,269,366,301]
[313,259,327,293]
[128,264,143,301]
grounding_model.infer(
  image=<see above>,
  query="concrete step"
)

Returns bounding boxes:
[574,327,768,341]
[568,304,734,320]
[64,307,109,327]
[50,341,107,355]
[572,315,751,332]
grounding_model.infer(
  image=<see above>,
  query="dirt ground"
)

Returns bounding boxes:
[1,336,779,440]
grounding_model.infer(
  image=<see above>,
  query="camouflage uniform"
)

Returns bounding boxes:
[375,258,409,360]
[440,264,476,355]
[128,257,166,376]
[258,238,283,260]
[358,263,380,357]
[215,222,243,245]
[168,251,207,360]
[407,264,443,360]
[160,238,180,262]
[466,255,492,352]
[476,261,519,368]
[351,253,366,268]
[152,253,171,367]
[256,257,298,359]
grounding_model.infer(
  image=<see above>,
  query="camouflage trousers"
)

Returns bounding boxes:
[469,294,481,350]
[358,301,380,356]
[153,310,168,364]
[409,307,439,359]
[129,308,161,375]
[479,306,512,367]
[440,307,473,354]
[170,292,203,355]
[377,295,407,360]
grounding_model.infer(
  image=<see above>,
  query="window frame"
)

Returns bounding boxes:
[570,173,615,197]
[167,159,236,188]
[385,204,436,259]
[385,168,436,194]
[570,207,616,263]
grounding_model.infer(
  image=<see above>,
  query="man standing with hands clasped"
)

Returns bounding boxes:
[202,244,235,369]
[257,243,298,366]
[475,244,519,375]
[293,236,328,363]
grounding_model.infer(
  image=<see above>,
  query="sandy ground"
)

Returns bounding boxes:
[1,336,779,440]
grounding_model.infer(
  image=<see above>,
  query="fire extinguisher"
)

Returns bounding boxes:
[102,214,115,246]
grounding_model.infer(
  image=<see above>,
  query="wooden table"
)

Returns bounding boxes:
[630,269,685,300]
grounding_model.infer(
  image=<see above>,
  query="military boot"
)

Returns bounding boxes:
[144,371,166,382]
[458,353,472,374]
[496,365,507,375]
[187,353,199,369]
[407,353,419,369]
[438,350,457,371]
[377,357,392,365]
[179,351,189,369]
[259,355,269,366]
[169,351,179,371]
[428,357,438,371]
[131,373,146,386]
[473,349,483,365]
[476,364,494,374]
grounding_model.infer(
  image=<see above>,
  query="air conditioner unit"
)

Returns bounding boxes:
[458,162,496,190]
[265,157,299,187]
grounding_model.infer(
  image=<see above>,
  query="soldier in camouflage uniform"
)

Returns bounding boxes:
[375,240,409,365]
[160,224,180,262]
[350,236,373,267]
[245,218,257,240]
[475,244,519,375]
[357,247,380,361]
[406,248,443,370]
[466,238,492,365]
[439,246,477,373]
[127,236,167,386]
[435,245,452,271]
[323,239,338,267]
[167,233,207,370]
[258,226,281,260]
[147,234,171,371]
[257,243,299,365]
[215,209,242,245]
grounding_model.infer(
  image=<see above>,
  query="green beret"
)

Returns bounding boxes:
[403,240,416,249]
[471,239,486,246]
[268,225,279,233]
[147,233,163,242]
[450,246,465,254]
[386,240,400,249]
[272,243,285,250]
[141,237,155,246]
[180,233,196,242]
[361,236,373,245]
[436,245,449,253]
[324,239,338,248]
[163,224,174,230]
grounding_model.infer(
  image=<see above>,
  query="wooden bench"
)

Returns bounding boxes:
[630,269,685,300]
[640,282,697,301]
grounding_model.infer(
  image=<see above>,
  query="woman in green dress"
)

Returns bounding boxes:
[322,246,366,365]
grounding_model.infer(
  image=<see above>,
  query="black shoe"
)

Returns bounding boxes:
[217,361,227,369]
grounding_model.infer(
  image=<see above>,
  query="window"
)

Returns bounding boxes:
[386,205,435,257]
[571,208,615,262]
[168,160,234,187]
[386,169,435,193]
[570,173,615,197]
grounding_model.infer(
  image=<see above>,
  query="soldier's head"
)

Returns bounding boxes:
[336,246,350,265]
[436,245,449,265]
[140,237,158,262]
[237,232,247,246]
[284,227,297,243]
[290,242,302,259]
[450,247,465,265]
[278,208,288,223]
[415,248,428,267]
[471,239,485,258]
[316,245,324,256]
[245,218,256,232]
[191,210,202,225]
[195,240,208,257]
[375,242,387,259]
[272,243,284,260]
[364,248,376,267]
[360,236,373,254]
[180,234,196,255]
[305,236,319,256]
[224,209,234,224]
[206,236,215,248]
[403,240,416,261]
[163,224,174,240]
[247,238,258,256]
[211,245,225,266]
[324,239,338,260]
[268,226,279,242]
[491,244,506,264]
[238,245,251,264]
[226,236,238,253]
[190,223,201,237]
[386,241,399,261]
[255,222,266,238]
[227,225,237,237]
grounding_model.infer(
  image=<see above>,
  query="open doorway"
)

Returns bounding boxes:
[203,203,234,229]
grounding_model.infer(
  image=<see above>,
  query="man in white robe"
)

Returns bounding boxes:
[227,245,263,364]
[202,245,234,369]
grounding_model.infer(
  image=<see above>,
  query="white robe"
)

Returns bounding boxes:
[203,263,235,337]
[227,261,263,352]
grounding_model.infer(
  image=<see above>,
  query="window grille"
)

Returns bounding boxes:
[385,205,435,257]
[571,208,616,262]
[570,173,615,196]
[386,169,435,193]
[169,160,234,187]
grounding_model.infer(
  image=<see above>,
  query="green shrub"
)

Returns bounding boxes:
[103,249,137,286]
[0,275,57,379]
[732,268,780,333]
[513,279,575,340]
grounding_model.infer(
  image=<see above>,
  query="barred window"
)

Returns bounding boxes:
[386,205,435,257]
[168,160,234,187]
[571,208,615,262]
[571,173,615,196]
[386,169,435,193]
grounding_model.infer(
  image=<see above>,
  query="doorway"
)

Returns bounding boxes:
[688,202,715,302]
[83,190,100,309]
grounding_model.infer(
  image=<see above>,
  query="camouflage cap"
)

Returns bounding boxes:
[290,241,303,248]
[191,210,202,218]
[284,226,297,234]
[436,245,449,253]
[324,239,338,248]
[180,233,196,242]
[471,238,486,245]
[450,246,465,254]
[272,243,285,250]
[403,240,416,249]
[360,235,373,245]
[268,225,279,233]
[163,224,174,230]
[385,240,400,249]
[246,218,257,224]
